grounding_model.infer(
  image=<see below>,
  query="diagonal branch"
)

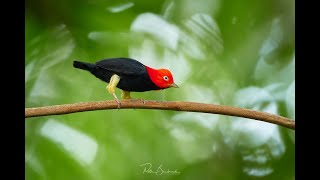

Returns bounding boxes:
[25,100,295,130]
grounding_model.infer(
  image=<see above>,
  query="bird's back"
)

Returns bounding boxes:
[96,58,146,76]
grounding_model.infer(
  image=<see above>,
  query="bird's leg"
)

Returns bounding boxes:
[121,90,131,100]
[106,74,121,108]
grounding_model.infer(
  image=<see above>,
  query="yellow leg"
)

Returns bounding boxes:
[121,90,131,99]
[106,74,121,108]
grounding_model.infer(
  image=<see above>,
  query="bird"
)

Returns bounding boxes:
[73,58,179,107]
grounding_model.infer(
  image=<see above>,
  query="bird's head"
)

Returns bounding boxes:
[146,66,179,89]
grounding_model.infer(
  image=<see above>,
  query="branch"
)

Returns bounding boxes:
[25,100,295,130]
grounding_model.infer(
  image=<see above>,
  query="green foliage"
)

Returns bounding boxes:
[26,0,295,179]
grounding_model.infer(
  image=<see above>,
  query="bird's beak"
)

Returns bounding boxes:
[169,83,179,88]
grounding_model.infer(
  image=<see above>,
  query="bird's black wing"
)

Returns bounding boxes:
[95,58,146,76]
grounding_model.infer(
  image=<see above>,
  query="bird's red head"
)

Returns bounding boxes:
[145,66,179,89]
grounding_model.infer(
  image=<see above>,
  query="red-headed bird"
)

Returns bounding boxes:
[73,58,178,107]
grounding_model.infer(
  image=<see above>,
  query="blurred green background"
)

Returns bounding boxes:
[25,0,295,179]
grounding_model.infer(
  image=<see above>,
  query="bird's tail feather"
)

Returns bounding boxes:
[73,61,95,71]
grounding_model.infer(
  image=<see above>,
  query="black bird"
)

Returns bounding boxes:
[73,58,178,106]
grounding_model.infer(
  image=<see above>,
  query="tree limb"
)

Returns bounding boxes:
[25,100,295,130]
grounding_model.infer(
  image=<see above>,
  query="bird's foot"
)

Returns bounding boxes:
[112,93,122,109]
[115,98,122,109]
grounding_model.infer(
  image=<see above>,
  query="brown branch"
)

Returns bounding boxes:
[25,100,295,130]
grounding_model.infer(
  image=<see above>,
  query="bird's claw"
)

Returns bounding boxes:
[115,98,122,109]
[110,92,121,109]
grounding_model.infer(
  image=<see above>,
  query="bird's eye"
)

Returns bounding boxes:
[163,76,169,81]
